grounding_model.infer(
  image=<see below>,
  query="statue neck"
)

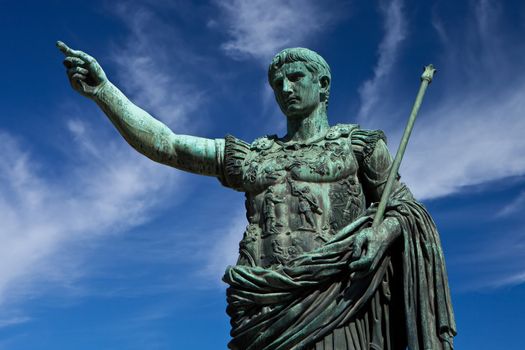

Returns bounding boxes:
[285,104,329,143]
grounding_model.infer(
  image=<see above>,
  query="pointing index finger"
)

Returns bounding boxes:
[56,41,74,56]
[56,41,92,62]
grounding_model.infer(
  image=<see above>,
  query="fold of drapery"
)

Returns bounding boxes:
[398,199,456,350]
[224,198,456,350]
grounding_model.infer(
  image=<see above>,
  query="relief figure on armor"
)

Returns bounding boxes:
[262,187,284,236]
[57,40,456,350]
[289,181,323,231]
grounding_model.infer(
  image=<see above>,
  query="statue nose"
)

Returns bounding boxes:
[283,78,293,93]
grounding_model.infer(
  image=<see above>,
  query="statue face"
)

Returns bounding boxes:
[271,62,321,119]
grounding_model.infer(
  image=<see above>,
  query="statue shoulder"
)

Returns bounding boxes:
[324,123,359,141]
[350,127,387,164]
[250,134,278,151]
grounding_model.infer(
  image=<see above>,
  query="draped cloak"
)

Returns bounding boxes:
[218,125,456,350]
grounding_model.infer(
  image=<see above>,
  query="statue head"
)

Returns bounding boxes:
[268,48,331,118]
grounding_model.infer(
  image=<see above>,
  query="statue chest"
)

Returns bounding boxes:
[241,137,358,191]
[237,136,366,268]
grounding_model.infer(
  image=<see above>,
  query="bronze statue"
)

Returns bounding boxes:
[58,41,456,350]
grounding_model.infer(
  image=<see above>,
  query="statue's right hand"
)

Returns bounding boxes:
[57,41,108,99]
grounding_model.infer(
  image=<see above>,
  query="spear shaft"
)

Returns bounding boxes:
[372,64,436,229]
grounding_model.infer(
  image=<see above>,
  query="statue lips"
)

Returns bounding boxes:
[285,97,300,108]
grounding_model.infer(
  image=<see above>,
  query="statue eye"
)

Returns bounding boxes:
[288,73,304,82]
[273,78,283,89]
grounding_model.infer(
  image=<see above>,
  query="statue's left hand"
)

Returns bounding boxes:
[349,217,401,274]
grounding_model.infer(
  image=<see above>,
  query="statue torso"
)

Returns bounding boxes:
[237,125,367,268]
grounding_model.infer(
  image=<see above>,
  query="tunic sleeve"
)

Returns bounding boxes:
[217,134,250,191]
[351,129,412,204]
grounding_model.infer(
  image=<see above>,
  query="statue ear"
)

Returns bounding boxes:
[320,76,330,102]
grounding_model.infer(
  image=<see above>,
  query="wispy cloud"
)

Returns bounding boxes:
[496,191,525,218]
[215,0,346,63]
[212,0,347,136]
[357,0,407,120]
[400,0,525,200]
[198,211,247,285]
[354,1,525,201]
[108,3,209,130]
[0,3,222,322]
[492,272,525,288]
[0,315,31,329]
[0,120,178,322]
[351,0,525,291]
[400,0,525,292]
[448,220,525,291]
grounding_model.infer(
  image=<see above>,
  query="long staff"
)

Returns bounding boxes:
[372,65,436,228]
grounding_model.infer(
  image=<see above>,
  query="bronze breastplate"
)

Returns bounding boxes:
[239,132,366,268]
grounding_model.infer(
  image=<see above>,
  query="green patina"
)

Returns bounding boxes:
[57,41,456,350]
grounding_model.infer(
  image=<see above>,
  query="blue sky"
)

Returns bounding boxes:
[1,0,525,348]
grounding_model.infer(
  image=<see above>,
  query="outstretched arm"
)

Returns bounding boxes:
[57,41,223,177]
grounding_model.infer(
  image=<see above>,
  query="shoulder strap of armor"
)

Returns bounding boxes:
[324,123,359,140]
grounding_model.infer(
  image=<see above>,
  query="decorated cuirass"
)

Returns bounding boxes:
[219,124,387,268]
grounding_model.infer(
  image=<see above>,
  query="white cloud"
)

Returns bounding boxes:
[402,83,525,199]
[496,191,525,218]
[0,316,31,329]
[215,0,345,63]
[357,0,407,120]
[0,122,178,322]
[354,1,525,201]
[492,272,525,288]
[213,0,346,138]
[399,0,525,200]
[0,4,225,311]
[108,4,207,130]
[198,211,247,285]
[350,0,525,291]
[2,4,215,314]
[390,0,525,291]
[447,222,525,291]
